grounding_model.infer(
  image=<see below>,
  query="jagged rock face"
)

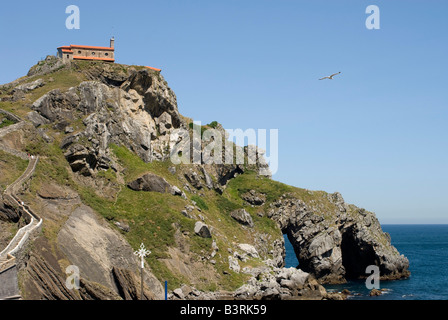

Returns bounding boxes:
[0,194,20,222]
[230,209,254,228]
[28,61,269,192]
[122,70,182,128]
[268,193,410,284]
[22,237,123,300]
[27,55,65,77]
[30,68,185,175]
[64,143,100,176]
[111,267,155,300]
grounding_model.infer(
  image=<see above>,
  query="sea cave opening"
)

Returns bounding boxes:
[340,229,378,279]
[283,233,299,268]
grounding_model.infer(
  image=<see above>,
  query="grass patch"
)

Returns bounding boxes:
[191,195,209,211]
[0,118,15,128]
[110,144,173,182]
[226,171,296,203]
[26,136,73,188]
[207,121,219,129]
[96,168,117,182]
[0,150,29,190]
[215,196,240,214]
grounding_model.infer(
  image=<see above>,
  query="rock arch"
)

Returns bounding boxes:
[268,193,410,284]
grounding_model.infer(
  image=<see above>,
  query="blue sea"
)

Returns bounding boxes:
[283,224,448,300]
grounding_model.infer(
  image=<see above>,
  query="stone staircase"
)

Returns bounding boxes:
[0,109,42,300]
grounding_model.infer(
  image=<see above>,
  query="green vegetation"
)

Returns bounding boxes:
[207,121,219,129]
[104,143,281,290]
[76,150,192,288]
[188,122,208,136]
[191,195,209,211]
[96,168,117,182]
[226,170,295,203]
[26,136,72,187]
[0,118,15,128]
[109,144,176,184]
[0,150,28,190]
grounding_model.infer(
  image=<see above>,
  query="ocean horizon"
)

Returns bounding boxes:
[284,224,448,300]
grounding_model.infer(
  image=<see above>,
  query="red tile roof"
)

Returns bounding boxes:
[145,66,162,72]
[70,44,114,51]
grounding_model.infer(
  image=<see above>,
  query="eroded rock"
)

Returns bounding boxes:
[194,221,211,238]
[241,190,266,206]
[268,194,410,284]
[230,209,254,228]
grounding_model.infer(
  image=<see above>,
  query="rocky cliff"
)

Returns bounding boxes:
[0,56,409,300]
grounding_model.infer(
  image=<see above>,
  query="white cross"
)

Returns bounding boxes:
[134,243,151,269]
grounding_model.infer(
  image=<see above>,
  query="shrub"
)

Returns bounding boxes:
[207,121,218,129]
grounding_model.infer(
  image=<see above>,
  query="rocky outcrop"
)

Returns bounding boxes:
[64,144,100,176]
[27,55,65,77]
[13,78,45,93]
[241,190,266,206]
[230,209,254,228]
[194,221,212,238]
[232,267,342,300]
[25,59,270,194]
[0,194,20,222]
[268,193,410,284]
[11,80,43,101]
[128,173,171,193]
[237,243,259,258]
[21,236,120,300]
[25,250,123,300]
[111,267,155,300]
[25,252,80,300]
[184,169,204,190]
[169,272,341,300]
[31,88,80,124]
[234,267,313,300]
[122,69,182,128]
[29,66,185,176]
[127,172,185,198]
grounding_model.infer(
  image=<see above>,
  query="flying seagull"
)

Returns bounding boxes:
[319,72,341,80]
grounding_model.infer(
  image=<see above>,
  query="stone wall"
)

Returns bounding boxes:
[73,48,114,60]
[0,264,19,299]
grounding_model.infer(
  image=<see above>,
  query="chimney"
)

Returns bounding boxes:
[110,37,115,49]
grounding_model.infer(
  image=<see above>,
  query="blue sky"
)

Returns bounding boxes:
[1,1,447,223]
